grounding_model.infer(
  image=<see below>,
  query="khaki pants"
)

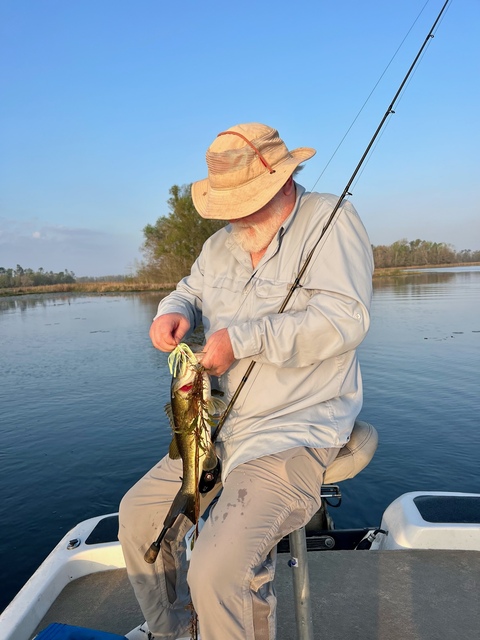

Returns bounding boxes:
[118,446,338,640]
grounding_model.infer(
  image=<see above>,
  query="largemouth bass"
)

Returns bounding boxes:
[165,343,224,524]
[144,343,225,564]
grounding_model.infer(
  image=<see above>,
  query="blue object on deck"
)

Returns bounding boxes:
[34,622,128,639]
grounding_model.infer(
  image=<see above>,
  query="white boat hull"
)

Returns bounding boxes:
[1,514,125,640]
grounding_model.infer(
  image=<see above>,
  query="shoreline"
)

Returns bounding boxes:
[0,282,177,298]
[372,262,480,278]
[1,263,479,297]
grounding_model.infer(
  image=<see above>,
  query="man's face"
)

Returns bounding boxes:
[228,190,286,254]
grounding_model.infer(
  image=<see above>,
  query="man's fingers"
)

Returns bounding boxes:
[202,328,235,376]
[149,314,190,352]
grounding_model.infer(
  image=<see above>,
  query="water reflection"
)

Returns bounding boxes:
[374,269,467,290]
[0,291,168,314]
[372,268,480,306]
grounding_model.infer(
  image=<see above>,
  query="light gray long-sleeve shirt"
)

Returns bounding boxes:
[156,184,374,480]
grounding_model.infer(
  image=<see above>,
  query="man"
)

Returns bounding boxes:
[119,122,374,640]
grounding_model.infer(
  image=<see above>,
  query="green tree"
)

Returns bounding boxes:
[372,238,472,268]
[137,184,225,283]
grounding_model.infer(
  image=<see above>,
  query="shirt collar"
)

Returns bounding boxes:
[279,182,306,236]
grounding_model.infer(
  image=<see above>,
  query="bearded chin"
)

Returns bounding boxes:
[230,224,277,253]
[230,207,284,253]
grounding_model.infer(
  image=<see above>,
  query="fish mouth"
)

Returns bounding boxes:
[172,369,196,394]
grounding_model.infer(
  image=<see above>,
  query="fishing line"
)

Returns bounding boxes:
[278,0,451,265]
[310,0,432,194]
[349,3,450,196]
[348,114,393,194]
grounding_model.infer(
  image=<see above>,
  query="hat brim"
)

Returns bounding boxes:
[191,147,315,220]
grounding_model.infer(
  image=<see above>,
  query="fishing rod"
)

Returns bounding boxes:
[145,0,450,563]
[212,0,450,443]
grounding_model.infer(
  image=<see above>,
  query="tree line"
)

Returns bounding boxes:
[135,184,480,282]
[372,239,480,269]
[0,265,76,289]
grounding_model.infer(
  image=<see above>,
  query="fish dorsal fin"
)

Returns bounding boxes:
[164,402,176,431]
[168,436,181,460]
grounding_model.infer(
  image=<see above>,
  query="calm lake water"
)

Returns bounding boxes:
[1,267,480,612]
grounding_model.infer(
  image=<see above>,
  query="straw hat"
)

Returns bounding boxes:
[191,123,316,220]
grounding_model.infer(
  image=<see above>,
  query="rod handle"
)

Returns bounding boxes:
[144,526,168,564]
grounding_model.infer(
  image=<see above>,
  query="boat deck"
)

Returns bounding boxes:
[33,549,480,639]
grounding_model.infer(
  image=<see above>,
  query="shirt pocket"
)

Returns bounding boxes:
[202,273,247,332]
[253,278,318,314]
[204,273,245,294]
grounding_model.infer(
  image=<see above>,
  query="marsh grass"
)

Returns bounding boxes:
[0,281,176,297]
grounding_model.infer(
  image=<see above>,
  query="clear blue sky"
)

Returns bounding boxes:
[1,0,478,276]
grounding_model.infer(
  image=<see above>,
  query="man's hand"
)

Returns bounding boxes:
[200,328,235,377]
[149,313,190,352]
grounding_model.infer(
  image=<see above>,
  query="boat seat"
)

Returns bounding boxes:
[289,420,378,640]
[323,419,378,485]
